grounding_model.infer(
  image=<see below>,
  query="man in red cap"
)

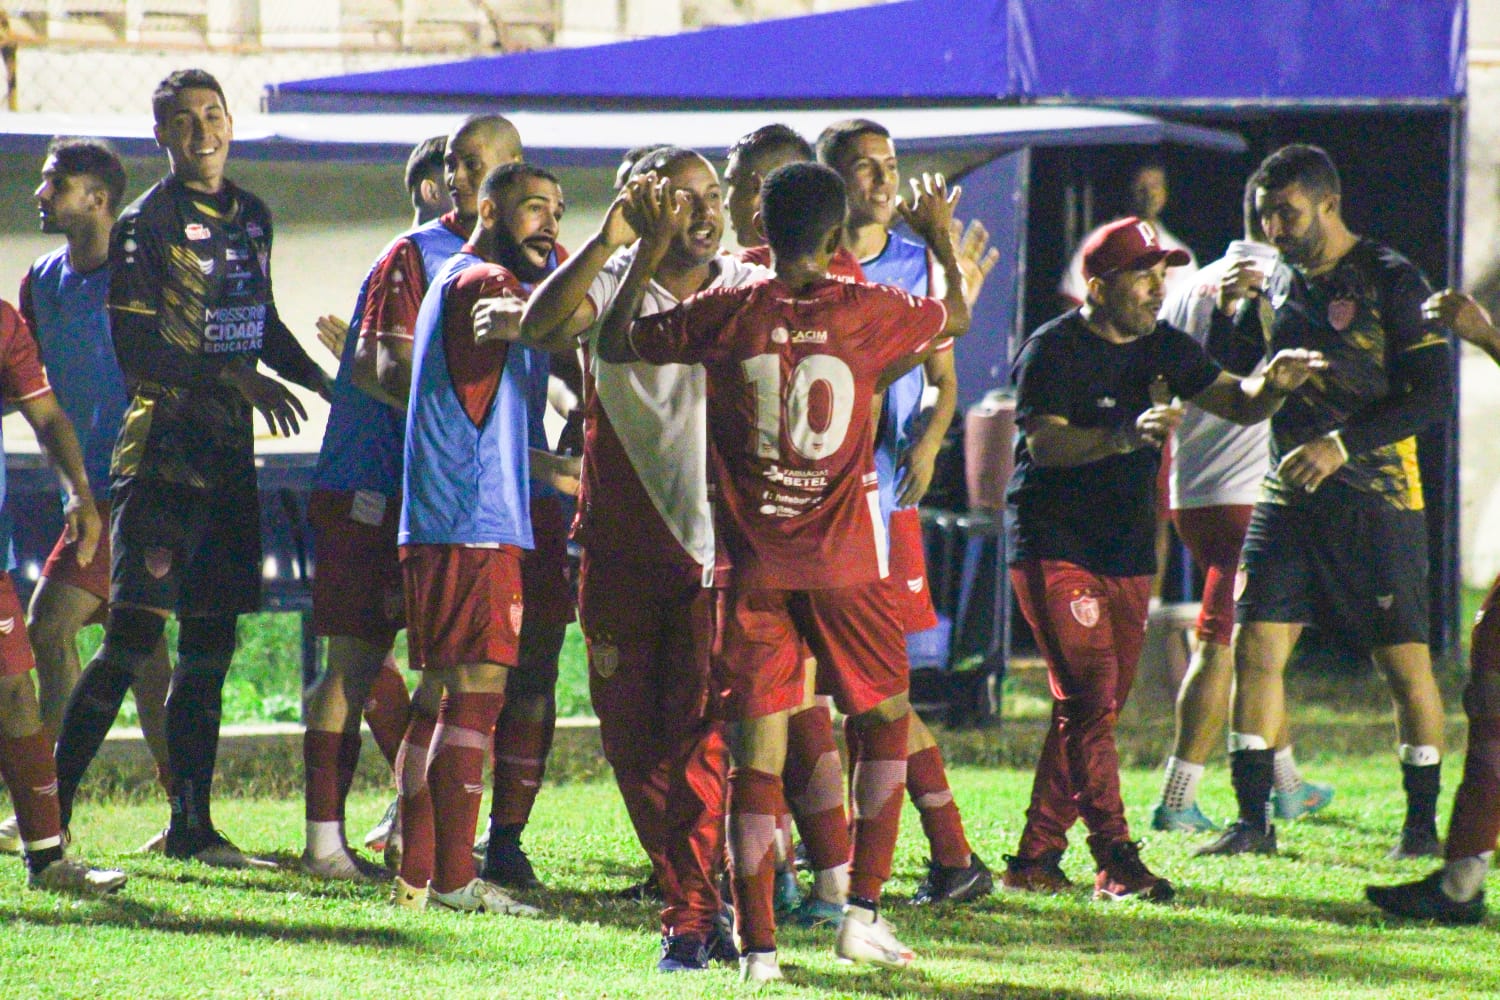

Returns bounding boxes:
[999,216,1326,902]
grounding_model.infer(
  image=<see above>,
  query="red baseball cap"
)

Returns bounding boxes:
[1081,216,1191,280]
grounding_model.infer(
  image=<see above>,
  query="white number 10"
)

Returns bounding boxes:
[741,353,856,461]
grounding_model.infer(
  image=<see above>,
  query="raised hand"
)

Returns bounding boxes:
[1215,257,1266,316]
[951,217,999,307]
[1423,289,1496,348]
[1264,348,1329,393]
[602,176,649,249]
[473,291,527,346]
[637,174,691,261]
[315,314,349,360]
[896,172,959,251]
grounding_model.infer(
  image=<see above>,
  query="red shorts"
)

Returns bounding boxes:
[715,580,908,721]
[310,489,404,646]
[400,544,524,671]
[41,497,112,608]
[0,574,35,678]
[1172,504,1253,645]
[885,507,939,634]
[521,493,576,630]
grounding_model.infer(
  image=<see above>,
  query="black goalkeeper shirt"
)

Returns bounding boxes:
[107,175,323,490]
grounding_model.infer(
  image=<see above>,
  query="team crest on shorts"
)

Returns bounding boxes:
[1328,298,1357,332]
[907,577,924,593]
[144,547,173,580]
[591,642,620,679]
[509,600,524,636]
[0,617,14,635]
[1069,595,1100,628]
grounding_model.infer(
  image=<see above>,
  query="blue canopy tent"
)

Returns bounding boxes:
[262,0,1467,674]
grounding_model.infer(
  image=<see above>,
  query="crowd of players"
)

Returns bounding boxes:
[0,64,1494,985]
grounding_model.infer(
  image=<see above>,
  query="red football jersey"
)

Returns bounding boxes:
[362,212,468,345]
[630,277,946,590]
[0,301,51,407]
[737,244,867,282]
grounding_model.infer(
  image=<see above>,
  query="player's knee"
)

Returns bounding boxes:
[854,691,910,728]
[508,662,559,702]
[177,614,238,677]
[103,606,169,660]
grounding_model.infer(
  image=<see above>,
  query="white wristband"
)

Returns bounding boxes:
[1326,430,1349,462]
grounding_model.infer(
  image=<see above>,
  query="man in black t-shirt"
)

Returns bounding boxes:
[1197,145,1452,861]
[1000,217,1324,903]
[51,68,328,867]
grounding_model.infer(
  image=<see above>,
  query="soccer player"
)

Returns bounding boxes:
[597,164,970,982]
[49,68,329,866]
[0,139,172,857]
[405,135,453,225]
[301,132,484,880]
[818,117,1000,906]
[0,294,124,895]
[386,161,560,918]
[1001,216,1325,901]
[1196,145,1451,860]
[520,146,767,972]
[1368,288,1500,923]
[1149,184,1332,833]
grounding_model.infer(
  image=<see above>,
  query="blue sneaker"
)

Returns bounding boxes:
[772,869,802,917]
[1273,781,1334,821]
[657,934,710,973]
[790,895,846,928]
[1151,801,1221,833]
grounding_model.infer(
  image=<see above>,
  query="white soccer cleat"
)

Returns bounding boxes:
[739,950,783,984]
[363,798,400,853]
[27,857,127,897]
[301,847,387,882]
[427,877,543,917]
[390,875,428,910]
[171,831,278,870]
[834,903,915,969]
[0,814,19,853]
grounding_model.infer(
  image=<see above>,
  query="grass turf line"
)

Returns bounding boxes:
[1,759,1494,999]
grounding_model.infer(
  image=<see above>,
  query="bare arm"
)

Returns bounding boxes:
[375,337,414,406]
[1025,406,1180,468]
[18,393,100,566]
[1426,288,1500,366]
[597,178,684,365]
[1190,349,1327,425]
[352,335,408,410]
[896,349,958,506]
[897,174,970,343]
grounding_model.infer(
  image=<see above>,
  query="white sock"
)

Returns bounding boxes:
[306,820,345,857]
[1160,757,1205,812]
[1229,732,1269,752]
[812,863,849,904]
[1441,852,1493,902]
[1272,746,1304,794]
[1399,744,1441,766]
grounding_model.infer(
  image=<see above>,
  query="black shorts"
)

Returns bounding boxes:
[110,475,261,616]
[1235,480,1429,650]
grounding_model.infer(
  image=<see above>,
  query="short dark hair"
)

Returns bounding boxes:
[614,144,667,191]
[760,162,846,260]
[1250,144,1341,201]
[404,135,446,197]
[728,124,813,174]
[815,118,890,171]
[151,68,228,125]
[481,161,559,204]
[45,136,127,211]
[629,145,706,182]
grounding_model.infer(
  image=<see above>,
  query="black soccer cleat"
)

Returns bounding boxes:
[479,825,544,891]
[1366,870,1485,925]
[1193,820,1278,857]
[910,853,994,905]
[1387,826,1443,861]
[657,933,711,973]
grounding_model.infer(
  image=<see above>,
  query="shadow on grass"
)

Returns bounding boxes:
[0,895,415,949]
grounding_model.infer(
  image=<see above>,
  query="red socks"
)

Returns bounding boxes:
[363,657,411,769]
[428,692,506,893]
[0,730,63,850]
[489,704,555,828]
[303,729,344,823]
[396,706,438,887]
[848,713,909,902]
[785,705,850,872]
[728,767,784,954]
[1447,716,1500,859]
[908,744,972,869]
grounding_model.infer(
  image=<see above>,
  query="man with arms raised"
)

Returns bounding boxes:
[597,164,969,982]
[50,69,328,865]
[520,146,763,972]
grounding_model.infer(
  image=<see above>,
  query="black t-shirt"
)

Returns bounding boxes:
[1209,237,1445,511]
[1006,310,1221,577]
[108,175,323,490]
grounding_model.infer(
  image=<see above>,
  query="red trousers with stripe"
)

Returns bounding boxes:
[1447,575,1500,860]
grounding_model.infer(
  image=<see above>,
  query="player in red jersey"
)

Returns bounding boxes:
[1368,288,1500,923]
[597,163,970,983]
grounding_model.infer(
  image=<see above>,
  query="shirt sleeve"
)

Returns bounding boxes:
[0,302,51,405]
[581,265,622,344]
[1385,260,1444,356]
[1012,333,1076,425]
[629,288,738,366]
[1158,324,1223,400]
[17,268,36,334]
[361,239,428,344]
[859,283,949,372]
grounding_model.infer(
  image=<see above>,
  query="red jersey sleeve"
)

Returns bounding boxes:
[629,285,744,366]
[0,301,51,405]
[853,283,948,373]
[441,264,524,427]
[361,238,428,344]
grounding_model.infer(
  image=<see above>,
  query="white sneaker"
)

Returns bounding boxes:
[135,827,168,854]
[739,950,783,984]
[390,875,428,909]
[301,847,387,882]
[471,828,490,863]
[835,903,915,969]
[427,878,543,917]
[169,831,278,870]
[0,815,19,853]
[363,798,400,853]
[27,857,127,896]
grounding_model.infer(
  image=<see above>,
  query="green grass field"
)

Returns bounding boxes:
[3,756,1494,999]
